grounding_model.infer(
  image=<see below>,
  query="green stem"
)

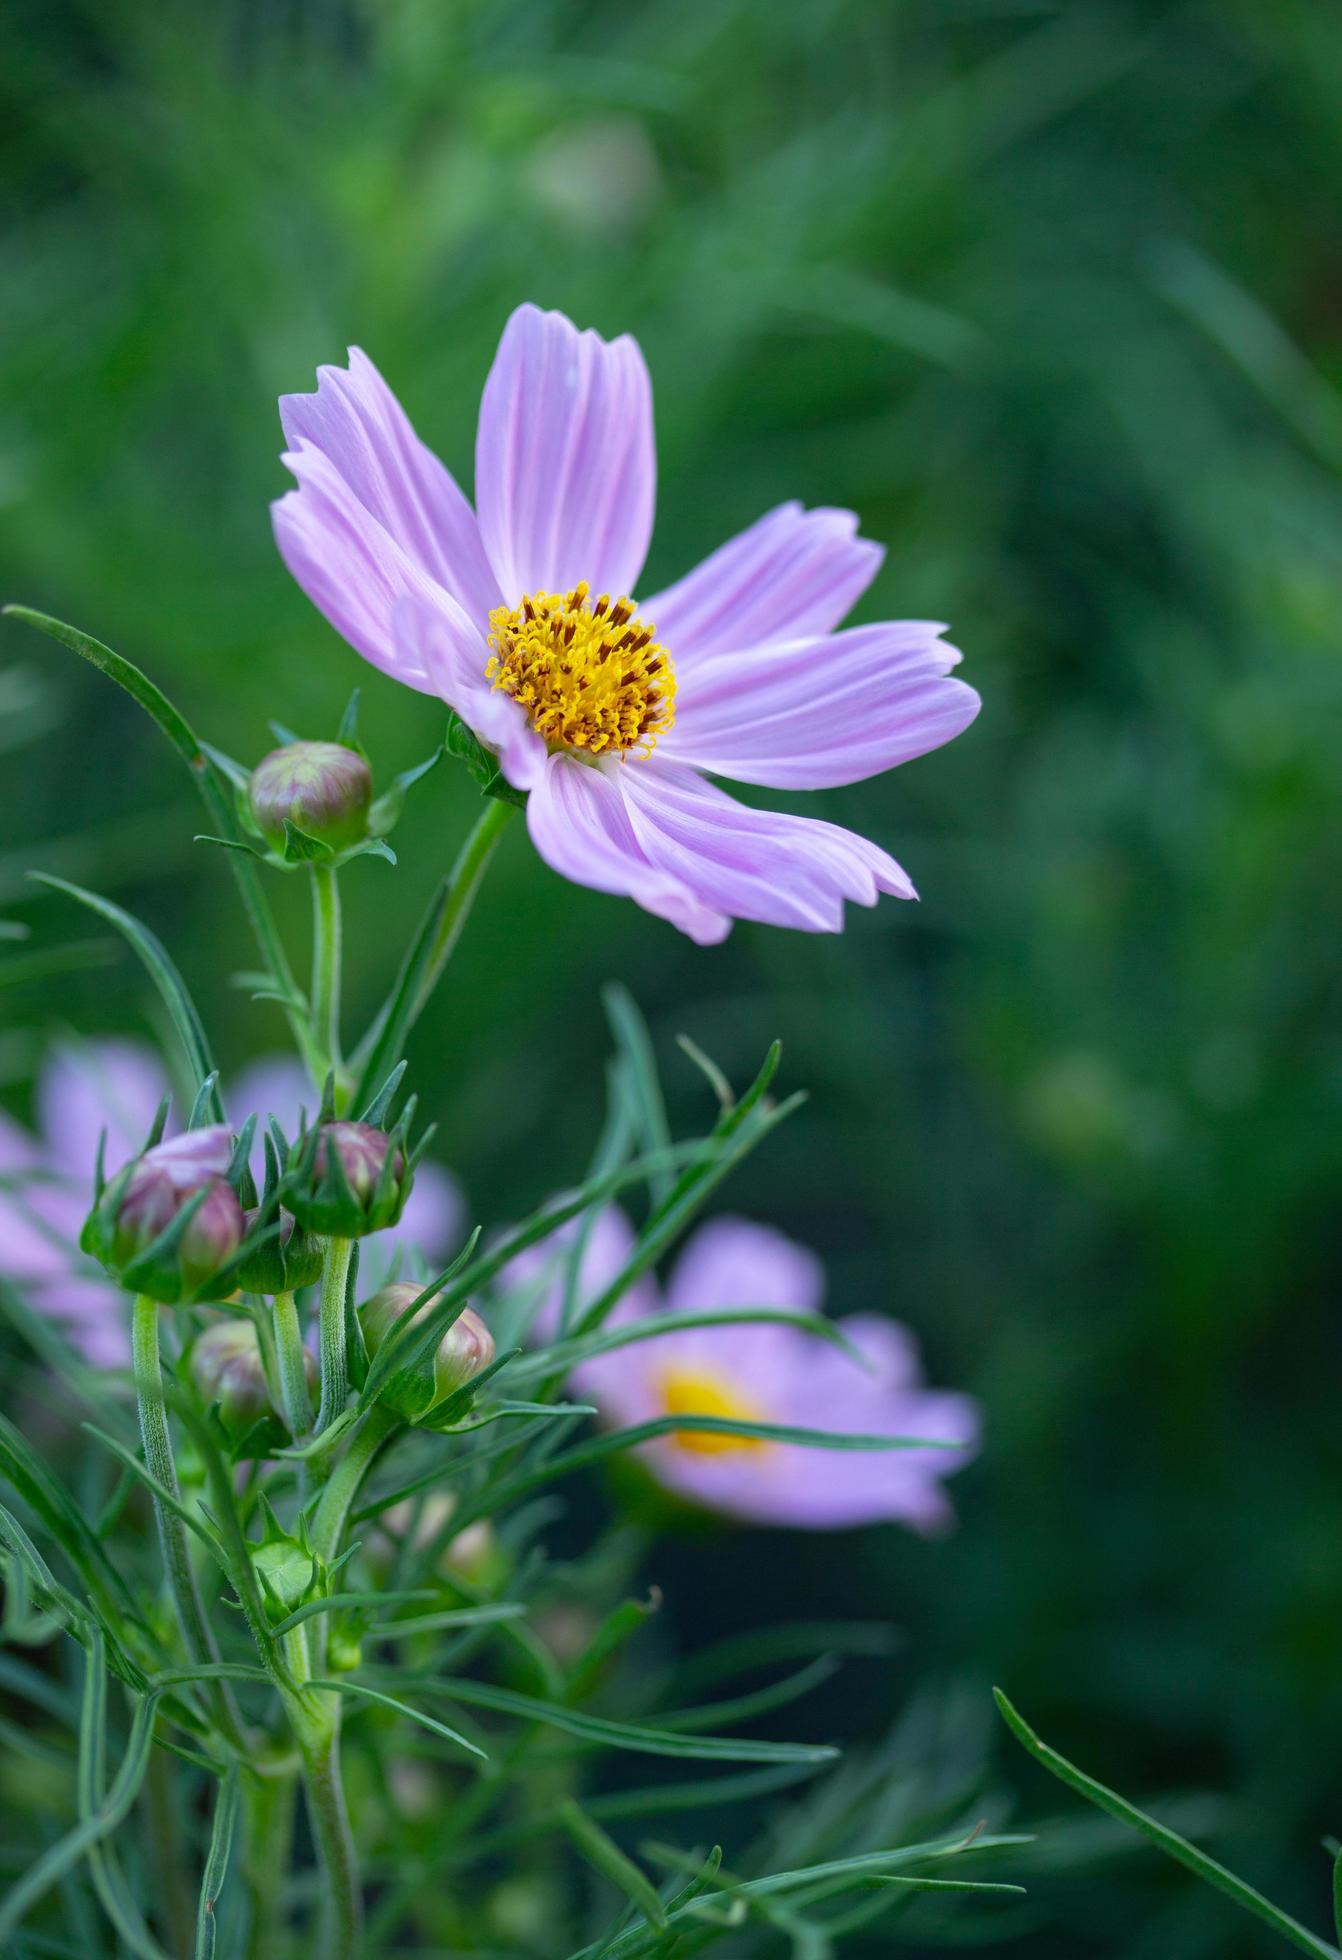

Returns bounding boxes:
[130,1295,246,1750]
[310,1405,398,1571]
[412,797,514,1020]
[273,1289,314,1440]
[316,1238,354,1435]
[240,1760,298,1960]
[351,799,516,1104]
[145,1735,193,1956]
[299,1726,362,1959]
[310,861,343,1080]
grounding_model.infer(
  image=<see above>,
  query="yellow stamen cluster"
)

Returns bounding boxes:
[657,1366,772,1457]
[486,583,675,758]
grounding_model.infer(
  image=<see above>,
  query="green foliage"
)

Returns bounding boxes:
[3,0,1341,1952]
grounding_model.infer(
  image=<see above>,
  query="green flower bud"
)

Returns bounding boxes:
[233,1205,324,1294]
[253,1537,320,1617]
[190,1320,315,1449]
[359,1282,495,1424]
[248,741,372,854]
[84,1126,246,1305]
[284,1120,412,1239]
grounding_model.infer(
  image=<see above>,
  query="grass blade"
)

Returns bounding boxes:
[995,1688,1341,1959]
[4,607,310,1072]
[561,1800,668,1932]
[30,875,223,1119]
[312,1677,488,1760]
[195,1765,240,1960]
[405,1675,839,1765]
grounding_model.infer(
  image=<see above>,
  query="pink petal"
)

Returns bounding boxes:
[476,304,655,605]
[506,1205,658,1351]
[619,760,916,934]
[274,444,448,692]
[394,590,548,791]
[39,1040,170,1180]
[525,755,730,945]
[664,1217,826,1319]
[279,349,499,625]
[642,503,883,668]
[663,623,980,789]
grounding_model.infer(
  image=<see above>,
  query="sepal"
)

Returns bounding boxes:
[445,711,528,807]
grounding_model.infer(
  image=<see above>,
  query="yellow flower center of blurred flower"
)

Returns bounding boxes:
[657,1365,772,1456]
[487,584,675,757]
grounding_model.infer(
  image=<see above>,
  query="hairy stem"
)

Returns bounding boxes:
[273,1289,314,1440]
[316,1238,354,1435]
[130,1294,246,1749]
[310,1405,399,1571]
[240,1760,298,1960]
[310,861,343,1082]
[300,1725,362,1960]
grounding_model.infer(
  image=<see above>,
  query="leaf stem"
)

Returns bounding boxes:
[413,797,514,1018]
[310,862,343,1087]
[352,798,515,1107]
[315,1239,354,1435]
[130,1295,245,1750]
[310,1406,399,1572]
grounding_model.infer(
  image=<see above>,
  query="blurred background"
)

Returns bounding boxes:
[4,0,1342,1951]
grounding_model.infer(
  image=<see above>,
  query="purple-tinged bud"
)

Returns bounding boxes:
[190,1320,313,1448]
[359,1282,495,1423]
[249,741,372,854]
[286,1120,411,1238]
[91,1125,245,1302]
[318,1121,400,1200]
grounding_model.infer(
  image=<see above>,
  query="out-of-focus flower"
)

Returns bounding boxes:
[248,739,372,854]
[0,1041,164,1365]
[0,1043,464,1362]
[360,1281,495,1423]
[274,305,979,943]
[507,1210,977,1531]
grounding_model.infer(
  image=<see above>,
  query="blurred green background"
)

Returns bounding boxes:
[4,0,1342,1951]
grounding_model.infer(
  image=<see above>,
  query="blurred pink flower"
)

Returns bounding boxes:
[507,1209,978,1531]
[0,1043,465,1365]
[0,1041,162,1366]
[275,304,980,943]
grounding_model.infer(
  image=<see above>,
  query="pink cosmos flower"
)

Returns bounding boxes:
[0,1043,465,1365]
[0,1041,162,1367]
[274,305,980,943]
[505,1208,978,1531]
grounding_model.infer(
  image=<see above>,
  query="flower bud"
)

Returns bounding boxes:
[190,1320,314,1449]
[248,741,372,854]
[285,1120,411,1238]
[233,1205,324,1293]
[359,1282,495,1423]
[85,1126,246,1304]
[253,1537,320,1616]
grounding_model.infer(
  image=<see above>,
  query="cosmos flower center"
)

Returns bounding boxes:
[486,583,675,758]
[657,1365,772,1457]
